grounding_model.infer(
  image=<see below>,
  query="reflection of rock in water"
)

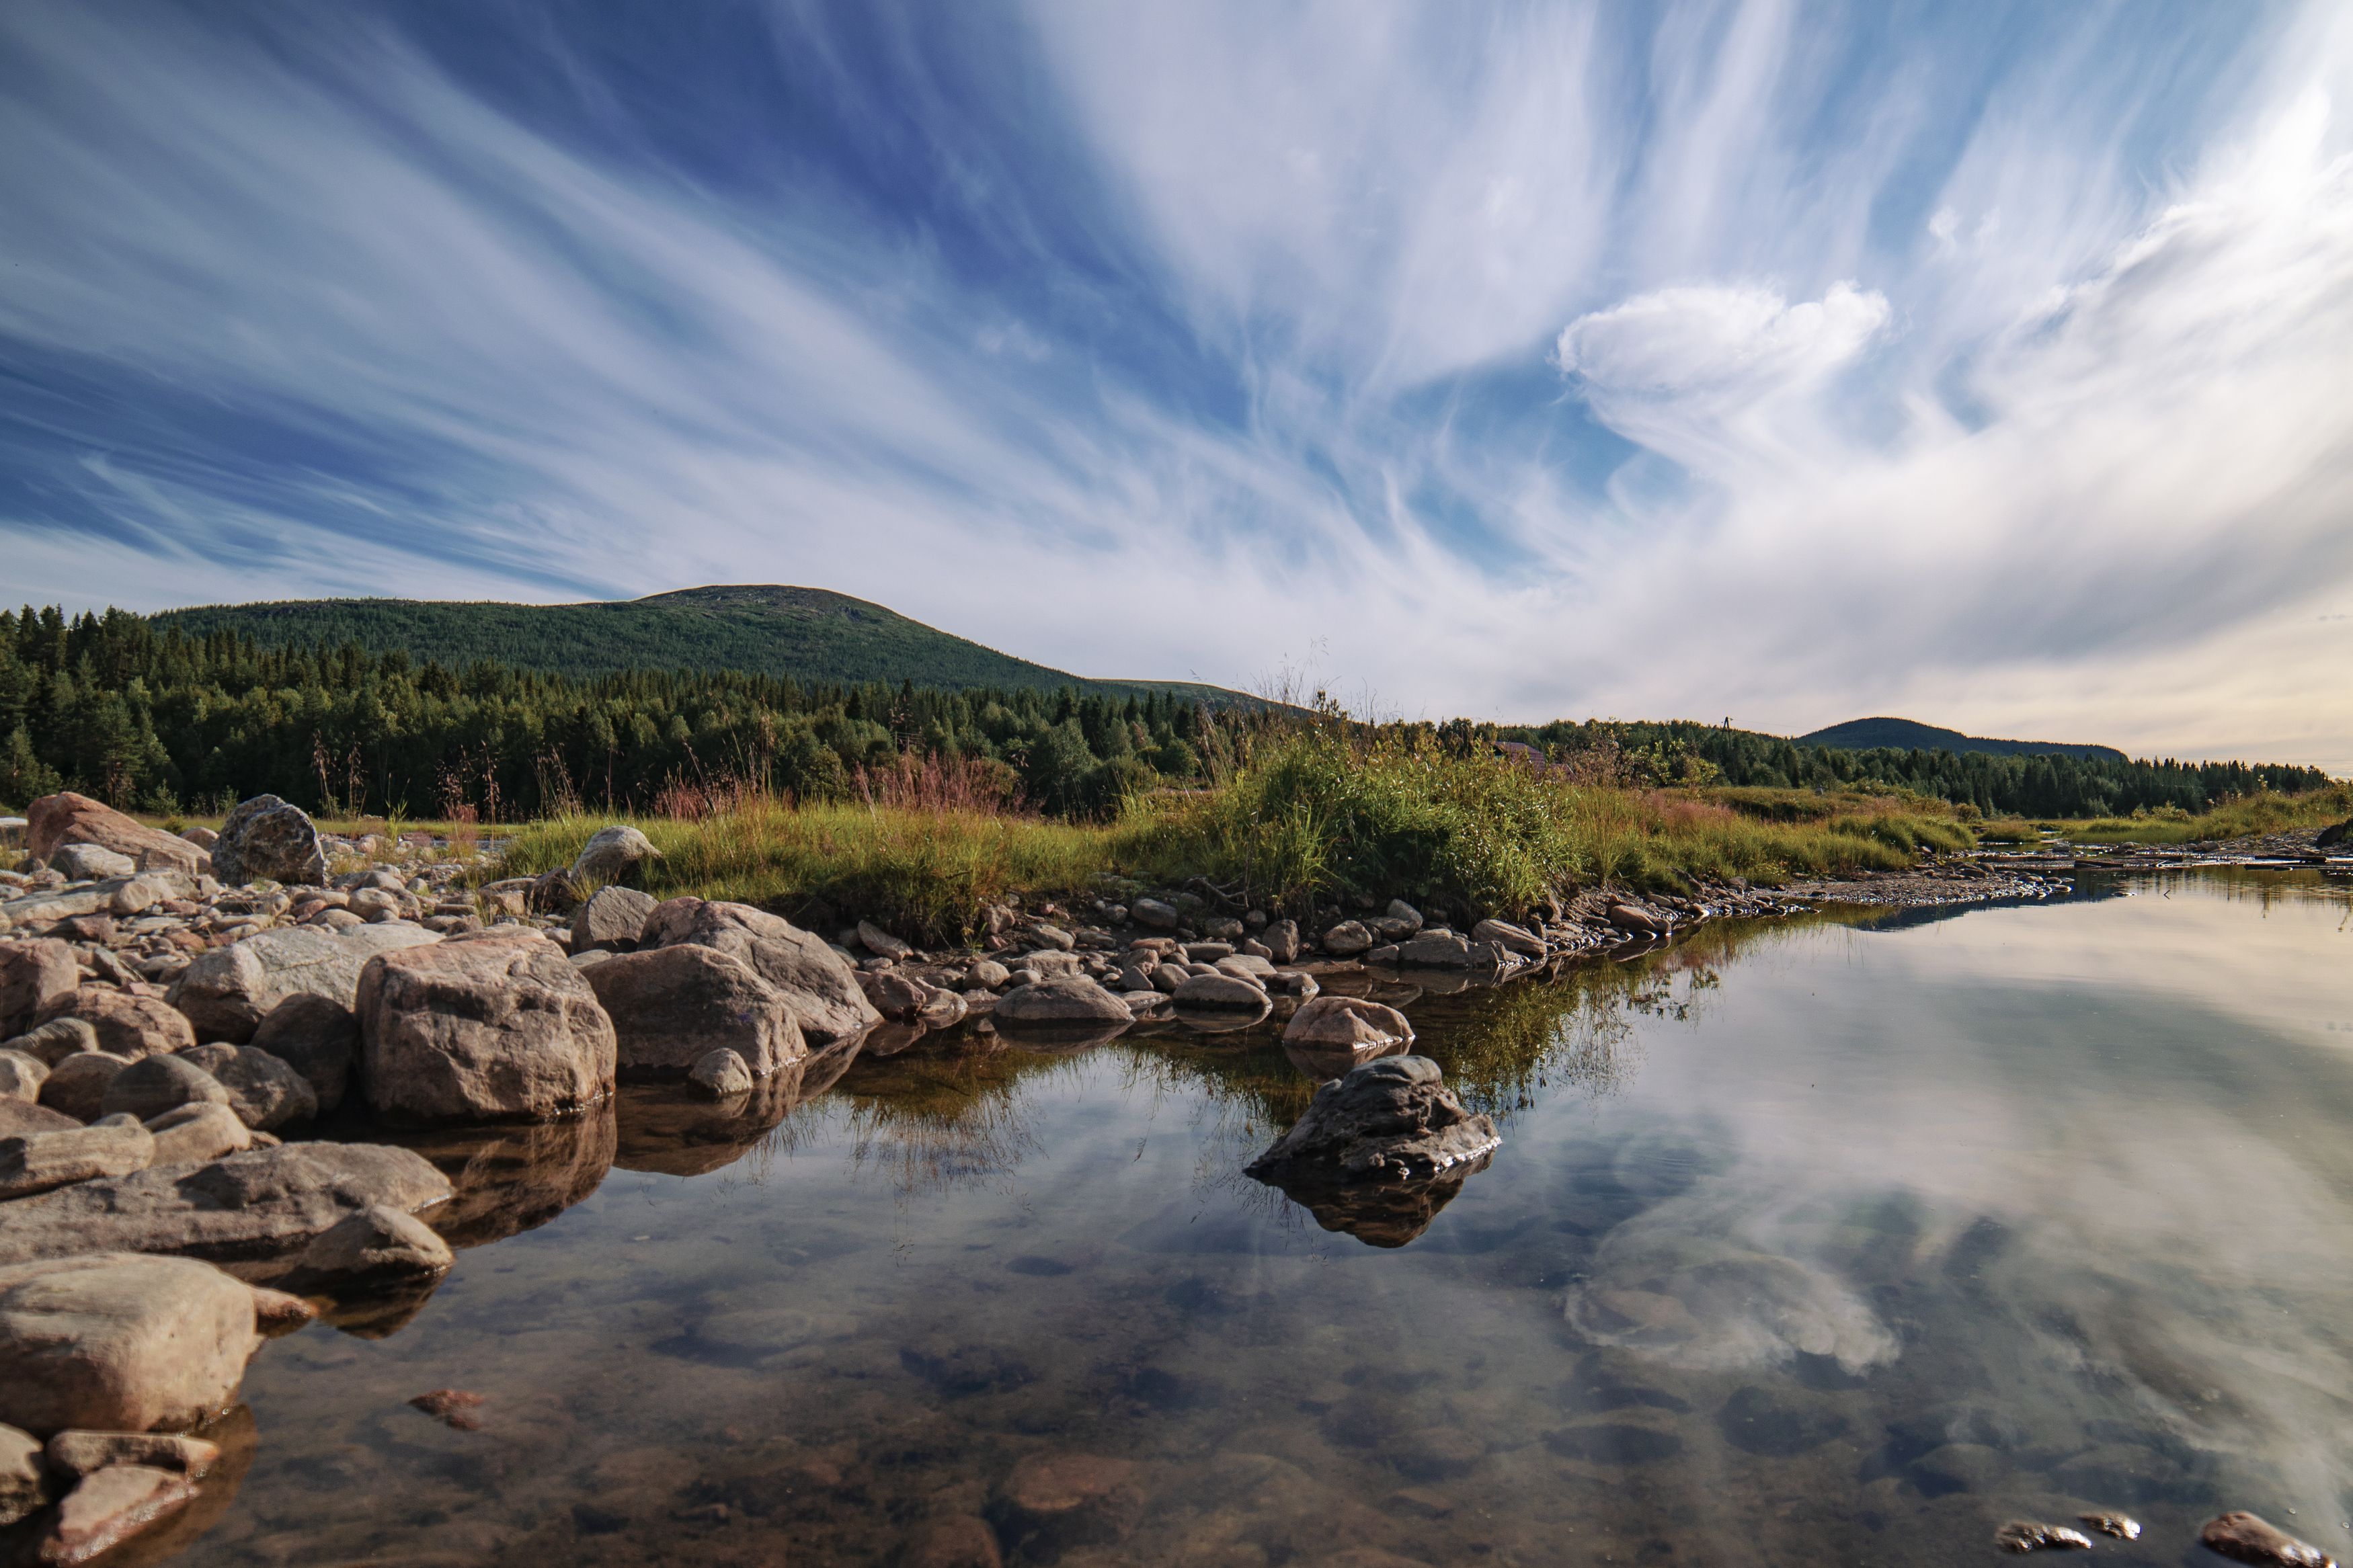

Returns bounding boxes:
[1565,1232,1899,1375]
[1281,1039,1406,1082]
[615,1035,861,1177]
[375,1101,617,1249]
[1252,1153,1490,1247]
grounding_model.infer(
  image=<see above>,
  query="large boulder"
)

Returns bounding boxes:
[0,1122,155,1201]
[208,1046,318,1131]
[208,794,327,888]
[639,898,879,1046]
[569,825,662,886]
[0,1253,262,1436]
[1245,1056,1499,1182]
[0,940,78,1039]
[36,988,196,1060]
[1282,995,1415,1055]
[582,944,804,1079]
[51,843,136,882]
[24,794,204,878]
[0,1143,452,1267]
[169,923,440,1044]
[995,976,1133,1027]
[38,1054,134,1122]
[245,994,359,1114]
[357,932,616,1124]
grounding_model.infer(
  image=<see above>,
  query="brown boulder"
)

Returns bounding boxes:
[246,993,359,1114]
[1,941,80,1039]
[37,1054,135,1122]
[169,923,440,1044]
[0,1253,260,1436]
[1282,995,1415,1055]
[357,932,616,1124]
[0,1122,155,1201]
[25,794,202,877]
[583,944,804,1079]
[35,989,194,1060]
[98,1056,227,1123]
[639,897,879,1046]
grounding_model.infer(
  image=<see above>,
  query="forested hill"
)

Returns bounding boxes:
[151,585,1237,702]
[1800,716,2125,761]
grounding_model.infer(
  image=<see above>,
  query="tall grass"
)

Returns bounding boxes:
[2062,784,2353,845]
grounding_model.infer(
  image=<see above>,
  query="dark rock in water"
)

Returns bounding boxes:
[1245,1056,1499,1182]
[407,1388,485,1430]
[1995,1520,2093,1553]
[2200,1513,2336,1568]
[1263,1157,1486,1248]
[1716,1385,1849,1456]
[2317,819,2350,850]
[902,1514,1003,1568]
[210,794,327,888]
[989,1452,1144,1559]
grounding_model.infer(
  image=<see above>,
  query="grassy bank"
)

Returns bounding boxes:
[2053,784,2352,845]
[493,732,1972,942]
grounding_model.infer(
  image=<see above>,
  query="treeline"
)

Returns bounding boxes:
[0,607,1215,819]
[1501,719,2331,818]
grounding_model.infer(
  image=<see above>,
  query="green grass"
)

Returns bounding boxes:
[487,733,1978,941]
[2057,786,2353,845]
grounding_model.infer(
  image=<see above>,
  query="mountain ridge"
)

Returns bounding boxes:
[151,585,1242,702]
[1799,716,2126,761]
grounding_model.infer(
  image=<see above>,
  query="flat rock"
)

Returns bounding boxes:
[639,897,879,1046]
[38,1462,194,1565]
[584,943,804,1079]
[245,993,358,1114]
[2200,1513,2336,1568]
[25,794,203,878]
[50,843,135,882]
[169,923,441,1044]
[1471,917,1546,956]
[209,794,327,887]
[358,932,615,1124]
[0,1122,155,1201]
[0,1143,453,1267]
[0,1253,261,1436]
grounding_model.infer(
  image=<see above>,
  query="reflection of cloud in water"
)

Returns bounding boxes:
[1550,878,2353,1523]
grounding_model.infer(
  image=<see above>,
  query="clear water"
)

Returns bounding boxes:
[151,871,2353,1567]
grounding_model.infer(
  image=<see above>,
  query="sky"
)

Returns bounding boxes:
[1,2,2350,770]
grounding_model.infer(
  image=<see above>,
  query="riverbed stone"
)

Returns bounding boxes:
[991,1452,1144,1558]
[584,944,804,1079]
[2200,1513,2334,1567]
[169,922,441,1044]
[1283,995,1414,1055]
[0,1143,454,1267]
[0,1100,78,1138]
[24,794,204,878]
[99,1055,229,1124]
[245,993,358,1114]
[1321,921,1373,957]
[1246,1056,1499,1182]
[1172,973,1270,1012]
[38,1053,134,1122]
[1393,931,1474,968]
[44,1430,219,1481]
[0,1122,155,1200]
[569,825,662,885]
[639,897,879,1046]
[855,919,914,961]
[995,976,1133,1026]
[688,1047,754,1098]
[0,1423,48,1526]
[36,989,194,1061]
[0,940,78,1039]
[570,884,655,955]
[1471,917,1547,957]
[0,1049,47,1101]
[0,1253,262,1436]
[38,1462,194,1564]
[276,1203,454,1295]
[358,932,616,1124]
[145,1104,251,1167]
[1131,898,1180,931]
[3,1019,99,1068]
[209,794,327,888]
[207,1046,318,1131]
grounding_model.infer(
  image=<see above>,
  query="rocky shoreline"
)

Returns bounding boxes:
[0,786,2316,1564]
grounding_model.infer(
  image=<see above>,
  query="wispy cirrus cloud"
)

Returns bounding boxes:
[1,1,2348,766]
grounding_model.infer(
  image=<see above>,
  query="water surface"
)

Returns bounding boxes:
[166,871,2353,1566]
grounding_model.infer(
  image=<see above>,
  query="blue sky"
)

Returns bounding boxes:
[3,1,2351,766]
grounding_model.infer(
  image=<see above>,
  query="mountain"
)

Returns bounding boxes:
[1798,716,2126,761]
[151,585,1242,701]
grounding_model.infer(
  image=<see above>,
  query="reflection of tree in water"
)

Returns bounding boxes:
[834,1044,1079,1196]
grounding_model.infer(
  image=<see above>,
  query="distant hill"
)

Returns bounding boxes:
[1799,716,2126,761]
[152,585,1241,702]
